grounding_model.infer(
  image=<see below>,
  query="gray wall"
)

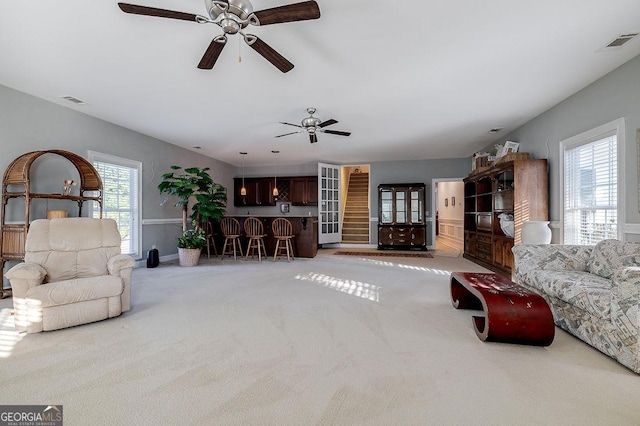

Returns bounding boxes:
[6,51,637,259]
[488,53,640,242]
[0,84,236,260]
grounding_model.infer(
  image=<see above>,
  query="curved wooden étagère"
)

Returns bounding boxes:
[1,150,104,296]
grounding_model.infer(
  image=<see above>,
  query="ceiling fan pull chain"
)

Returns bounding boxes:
[238,35,242,63]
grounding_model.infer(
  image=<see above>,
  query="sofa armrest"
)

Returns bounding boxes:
[108,254,136,312]
[107,254,136,276]
[512,244,593,280]
[5,262,47,299]
[611,266,640,337]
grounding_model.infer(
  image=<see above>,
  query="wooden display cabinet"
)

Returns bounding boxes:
[463,158,548,277]
[377,183,427,250]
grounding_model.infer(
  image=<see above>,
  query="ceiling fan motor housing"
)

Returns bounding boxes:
[302,116,321,129]
[205,0,253,22]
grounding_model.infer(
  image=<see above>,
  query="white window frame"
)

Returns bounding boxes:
[559,118,625,244]
[88,151,142,259]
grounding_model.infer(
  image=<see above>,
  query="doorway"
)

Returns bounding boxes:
[432,178,464,253]
[340,165,370,245]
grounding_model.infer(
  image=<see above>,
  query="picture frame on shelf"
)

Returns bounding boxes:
[500,141,520,157]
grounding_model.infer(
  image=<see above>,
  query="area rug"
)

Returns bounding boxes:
[333,250,433,258]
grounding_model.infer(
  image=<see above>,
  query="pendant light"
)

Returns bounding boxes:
[240,152,247,196]
[272,150,279,198]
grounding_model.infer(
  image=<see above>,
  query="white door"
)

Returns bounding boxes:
[318,162,341,244]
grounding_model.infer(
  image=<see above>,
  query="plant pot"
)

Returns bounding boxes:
[178,247,201,267]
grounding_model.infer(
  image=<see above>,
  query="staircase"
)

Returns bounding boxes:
[342,172,369,244]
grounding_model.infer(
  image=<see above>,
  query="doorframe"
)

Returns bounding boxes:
[431,177,465,250]
[339,164,372,247]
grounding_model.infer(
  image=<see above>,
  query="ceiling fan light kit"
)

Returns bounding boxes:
[276,108,351,143]
[117,0,321,72]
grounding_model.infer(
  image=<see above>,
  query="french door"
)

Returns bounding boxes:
[318,162,341,244]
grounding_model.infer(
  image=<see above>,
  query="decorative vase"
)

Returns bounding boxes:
[521,220,552,244]
[178,248,201,267]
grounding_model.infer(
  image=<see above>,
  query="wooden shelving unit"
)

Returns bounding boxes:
[463,158,548,277]
[1,150,103,297]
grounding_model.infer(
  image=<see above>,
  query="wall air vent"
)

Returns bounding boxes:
[488,127,503,134]
[601,33,639,50]
[60,96,87,105]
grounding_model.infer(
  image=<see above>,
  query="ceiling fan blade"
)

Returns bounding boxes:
[275,131,301,138]
[279,122,303,128]
[118,3,199,22]
[318,119,338,128]
[253,1,321,26]
[309,133,318,143]
[197,37,227,69]
[322,129,351,137]
[245,36,294,73]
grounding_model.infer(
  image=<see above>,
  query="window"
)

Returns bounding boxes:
[88,151,142,258]
[560,118,625,244]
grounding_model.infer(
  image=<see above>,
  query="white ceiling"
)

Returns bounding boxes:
[1,1,639,167]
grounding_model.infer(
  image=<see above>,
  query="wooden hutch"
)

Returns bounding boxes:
[377,183,427,250]
[463,157,548,277]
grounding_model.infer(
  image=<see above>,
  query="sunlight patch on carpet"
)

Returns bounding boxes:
[0,308,24,359]
[295,272,380,302]
[357,258,452,274]
[333,251,433,258]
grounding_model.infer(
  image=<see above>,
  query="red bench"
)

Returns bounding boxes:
[450,272,555,346]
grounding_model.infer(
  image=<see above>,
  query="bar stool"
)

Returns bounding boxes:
[202,220,218,259]
[244,217,268,261]
[272,218,295,262]
[220,217,243,260]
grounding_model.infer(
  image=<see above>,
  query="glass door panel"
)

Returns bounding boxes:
[380,190,393,224]
[395,191,406,223]
[318,162,341,244]
[410,190,422,223]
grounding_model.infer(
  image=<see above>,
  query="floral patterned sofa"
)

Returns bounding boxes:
[512,239,640,373]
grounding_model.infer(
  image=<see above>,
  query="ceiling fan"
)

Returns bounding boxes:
[117,0,321,73]
[276,108,351,143]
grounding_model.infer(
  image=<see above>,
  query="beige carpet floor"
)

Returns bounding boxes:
[1,250,639,425]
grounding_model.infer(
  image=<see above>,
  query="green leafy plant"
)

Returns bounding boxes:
[158,166,227,233]
[176,229,207,249]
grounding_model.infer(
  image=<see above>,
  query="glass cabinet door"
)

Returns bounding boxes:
[380,189,393,224]
[395,190,406,223]
[410,189,423,224]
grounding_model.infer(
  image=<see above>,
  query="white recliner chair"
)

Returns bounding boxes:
[5,218,136,333]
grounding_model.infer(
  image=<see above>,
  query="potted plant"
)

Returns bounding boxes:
[176,228,207,267]
[158,166,227,265]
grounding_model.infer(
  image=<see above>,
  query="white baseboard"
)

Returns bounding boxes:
[135,253,178,268]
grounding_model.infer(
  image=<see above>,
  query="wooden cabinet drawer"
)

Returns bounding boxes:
[378,226,426,247]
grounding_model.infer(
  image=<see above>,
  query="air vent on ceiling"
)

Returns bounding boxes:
[602,33,638,49]
[60,96,86,105]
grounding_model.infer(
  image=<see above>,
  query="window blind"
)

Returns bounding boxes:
[563,134,617,244]
[89,153,141,258]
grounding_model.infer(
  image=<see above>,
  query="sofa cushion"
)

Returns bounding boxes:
[525,270,612,319]
[589,239,640,279]
[25,275,124,308]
